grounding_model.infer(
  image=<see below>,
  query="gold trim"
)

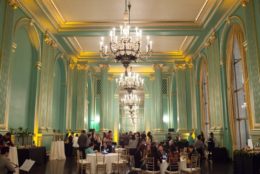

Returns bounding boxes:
[35,61,42,70]
[11,42,17,53]
[44,31,57,47]
[8,0,19,10]
[41,0,217,28]
[77,64,89,71]
[241,0,248,7]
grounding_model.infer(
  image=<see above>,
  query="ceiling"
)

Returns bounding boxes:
[18,0,241,69]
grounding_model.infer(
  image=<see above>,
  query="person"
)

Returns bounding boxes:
[78,130,89,159]
[134,144,146,168]
[167,145,179,171]
[3,132,13,146]
[207,132,216,160]
[200,131,205,143]
[157,144,167,161]
[146,144,161,171]
[194,135,205,160]
[147,132,153,144]
[0,146,16,174]
[188,132,195,145]
[85,143,95,154]
[186,145,199,168]
[101,142,112,153]
[93,134,101,151]
[73,134,79,149]
[0,134,4,148]
[127,134,138,155]
[64,133,69,143]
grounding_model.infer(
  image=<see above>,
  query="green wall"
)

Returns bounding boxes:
[9,28,35,130]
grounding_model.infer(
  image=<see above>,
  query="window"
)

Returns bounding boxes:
[232,37,249,149]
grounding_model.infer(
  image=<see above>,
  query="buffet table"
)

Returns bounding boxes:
[17,147,46,166]
[233,150,260,174]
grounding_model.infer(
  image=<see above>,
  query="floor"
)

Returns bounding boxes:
[20,158,233,174]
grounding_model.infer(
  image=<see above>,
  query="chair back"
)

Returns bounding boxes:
[96,153,105,164]
[145,157,155,171]
[76,150,83,161]
[168,154,179,171]
[190,154,200,168]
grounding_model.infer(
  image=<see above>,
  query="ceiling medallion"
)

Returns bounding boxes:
[99,0,152,69]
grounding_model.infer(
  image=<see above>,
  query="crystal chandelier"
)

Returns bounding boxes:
[121,93,140,107]
[99,0,152,69]
[124,105,139,114]
[116,67,144,93]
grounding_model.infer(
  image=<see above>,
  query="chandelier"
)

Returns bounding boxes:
[99,0,152,69]
[121,93,140,108]
[124,105,139,113]
[116,67,144,93]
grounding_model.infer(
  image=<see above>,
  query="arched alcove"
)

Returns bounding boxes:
[8,27,37,131]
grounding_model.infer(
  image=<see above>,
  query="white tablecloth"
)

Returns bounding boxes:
[160,160,168,174]
[115,148,125,153]
[8,146,19,174]
[49,141,66,160]
[87,153,119,174]
[160,160,187,174]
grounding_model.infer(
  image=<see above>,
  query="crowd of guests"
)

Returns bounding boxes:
[64,129,114,158]
[119,131,216,172]
[0,132,16,174]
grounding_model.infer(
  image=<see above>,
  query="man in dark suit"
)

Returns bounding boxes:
[77,130,89,159]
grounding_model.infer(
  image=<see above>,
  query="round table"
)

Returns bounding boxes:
[87,153,119,174]
[49,141,66,160]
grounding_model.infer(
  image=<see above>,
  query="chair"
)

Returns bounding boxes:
[143,157,160,174]
[96,153,107,174]
[111,153,127,174]
[165,162,179,174]
[76,150,91,174]
[181,154,201,174]
[130,153,142,174]
[165,155,180,174]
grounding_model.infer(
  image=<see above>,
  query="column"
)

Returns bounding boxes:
[100,64,109,132]
[153,64,163,131]
[176,70,188,131]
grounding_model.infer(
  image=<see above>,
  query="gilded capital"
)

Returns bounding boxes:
[8,0,19,9]
[153,64,163,71]
[241,0,248,7]
[204,41,210,48]
[77,64,89,71]
[99,64,109,72]
[99,64,109,69]
[44,31,57,48]
[226,17,231,25]
[209,31,216,44]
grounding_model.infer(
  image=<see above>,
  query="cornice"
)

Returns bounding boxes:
[191,0,241,59]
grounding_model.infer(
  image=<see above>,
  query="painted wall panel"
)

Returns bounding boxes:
[9,28,33,130]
